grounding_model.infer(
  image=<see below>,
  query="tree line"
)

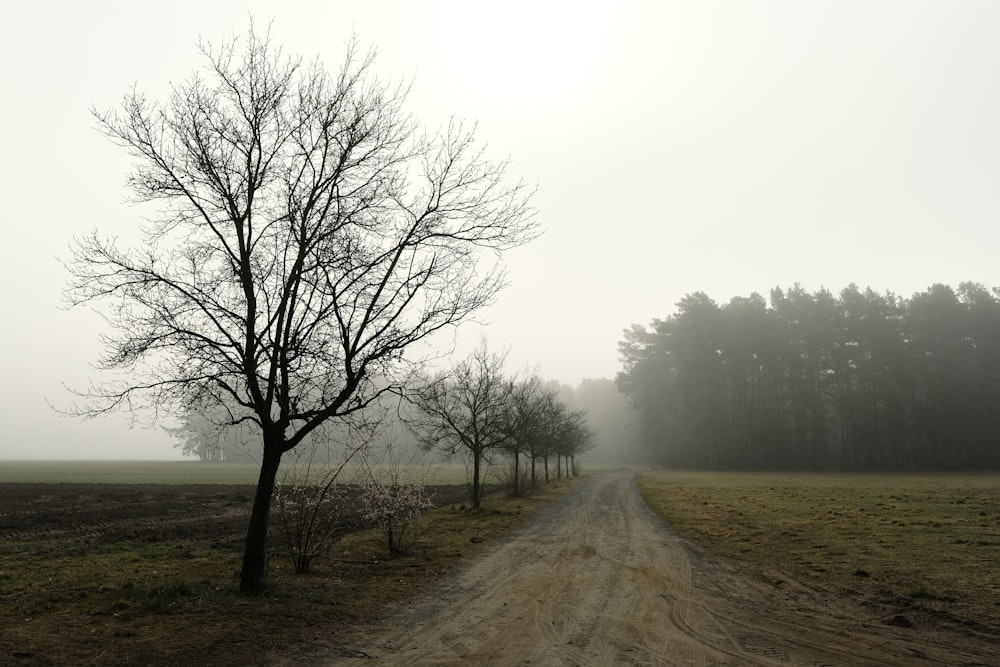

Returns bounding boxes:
[412,343,595,506]
[617,282,1000,471]
[166,373,634,470]
[166,343,597,508]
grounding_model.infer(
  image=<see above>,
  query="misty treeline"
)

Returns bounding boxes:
[166,373,642,468]
[164,355,637,504]
[617,282,1000,471]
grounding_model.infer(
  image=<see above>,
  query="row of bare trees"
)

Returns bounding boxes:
[164,346,594,575]
[409,343,595,507]
[161,345,593,581]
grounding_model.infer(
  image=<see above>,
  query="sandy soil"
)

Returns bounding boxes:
[326,469,997,666]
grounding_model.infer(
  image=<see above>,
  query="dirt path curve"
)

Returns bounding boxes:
[327,469,994,666]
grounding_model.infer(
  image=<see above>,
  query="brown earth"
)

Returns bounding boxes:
[321,469,998,666]
[0,483,257,545]
[0,482,469,545]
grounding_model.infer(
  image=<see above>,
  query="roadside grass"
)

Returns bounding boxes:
[637,470,1000,630]
[0,479,576,666]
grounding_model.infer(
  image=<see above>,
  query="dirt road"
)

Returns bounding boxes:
[328,470,996,666]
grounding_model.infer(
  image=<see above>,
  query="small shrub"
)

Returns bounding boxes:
[359,445,436,556]
[272,442,366,574]
[273,478,352,573]
[361,479,432,556]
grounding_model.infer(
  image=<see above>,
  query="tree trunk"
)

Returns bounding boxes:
[240,444,283,593]
[512,449,521,497]
[471,447,482,508]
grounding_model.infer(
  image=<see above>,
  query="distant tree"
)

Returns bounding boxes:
[500,373,545,496]
[552,406,594,478]
[570,377,642,464]
[532,390,568,484]
[617,321,680,465]
[409,343,512,508]
[165,384,424,463]
[65,27,537,592]
[163,405,260,462]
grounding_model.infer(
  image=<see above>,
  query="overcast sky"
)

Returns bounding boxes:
[2,1,999,459]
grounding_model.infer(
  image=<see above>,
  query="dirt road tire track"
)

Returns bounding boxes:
[325,469,997,666]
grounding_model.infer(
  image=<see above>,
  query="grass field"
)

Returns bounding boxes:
[0,460,262,484]
[0,460,474,485]
[638,470,1000,630]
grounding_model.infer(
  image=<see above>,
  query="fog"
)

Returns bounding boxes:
[2,1,999,460]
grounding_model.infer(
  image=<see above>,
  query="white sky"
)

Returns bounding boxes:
[2,1,999,459]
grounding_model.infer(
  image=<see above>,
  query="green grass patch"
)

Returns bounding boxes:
[0,460,474,486]
[0,461,263,484]
[637,470,1000,629]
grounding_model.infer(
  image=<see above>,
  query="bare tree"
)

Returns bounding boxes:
[527,389,563,488]
[554,408,595,478]
[501,373,544,496]
[409,342,512,508]
[64,27,536,592]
